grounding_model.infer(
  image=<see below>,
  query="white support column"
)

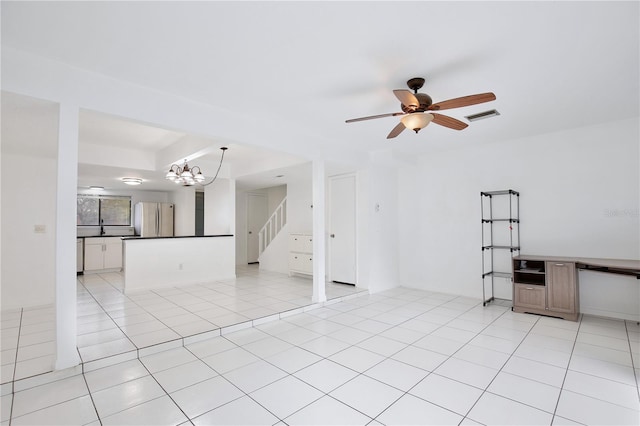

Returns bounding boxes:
[312,160,327,303]
[55,103,81,370]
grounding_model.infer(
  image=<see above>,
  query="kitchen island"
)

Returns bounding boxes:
[122,235,235,294]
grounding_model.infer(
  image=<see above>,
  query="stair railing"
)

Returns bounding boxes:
[258,197,287,255]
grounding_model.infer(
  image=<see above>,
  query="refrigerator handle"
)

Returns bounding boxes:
[156,204,160,237]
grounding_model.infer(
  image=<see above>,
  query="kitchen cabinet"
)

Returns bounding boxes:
[77,238,83,273]
[512,256,579,321]
[84,237,123,272]
[289,233,313,276]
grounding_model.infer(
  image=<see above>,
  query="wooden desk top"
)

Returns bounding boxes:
[515,255,640,274]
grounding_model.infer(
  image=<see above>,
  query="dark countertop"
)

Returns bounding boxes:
[121,234,233,241]
[78,235,136,238]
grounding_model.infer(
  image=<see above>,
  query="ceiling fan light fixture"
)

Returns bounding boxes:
[401,113,433,133]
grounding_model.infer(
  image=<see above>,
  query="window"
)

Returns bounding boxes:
[77,195,131,226]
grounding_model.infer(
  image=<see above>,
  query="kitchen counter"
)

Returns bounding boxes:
[81,234,137,238]
[122,235,235,293]
[121,234,232,240]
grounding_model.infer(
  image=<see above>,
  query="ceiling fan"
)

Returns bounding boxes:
[345,77,496,139]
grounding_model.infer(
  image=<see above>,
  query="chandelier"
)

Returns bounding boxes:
[165,147,228,186]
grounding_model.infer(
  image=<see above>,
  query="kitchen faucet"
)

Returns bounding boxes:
[100,219,105,236]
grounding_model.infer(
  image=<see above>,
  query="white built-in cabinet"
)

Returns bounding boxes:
[84,237,123,272]
[77,238,83,273]
[289,233,312,276]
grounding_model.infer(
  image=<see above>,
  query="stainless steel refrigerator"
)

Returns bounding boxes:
[134,202,174,237]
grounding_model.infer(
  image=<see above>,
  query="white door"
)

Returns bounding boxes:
[329,174,357,284]
[246,193,268,263]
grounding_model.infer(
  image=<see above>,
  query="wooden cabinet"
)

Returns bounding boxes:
[514,284,546,310]
[84,237,123,272]
[289,233,312,276]
[512,256,579,321]
[546,262,577,314]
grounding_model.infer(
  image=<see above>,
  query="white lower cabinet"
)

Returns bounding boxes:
[77,238,84,273]
[84,237,123,272]
[289,233,313,276]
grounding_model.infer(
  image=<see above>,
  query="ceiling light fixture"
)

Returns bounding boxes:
[89,186,104,191]
[165,147,228,187]
[122,177,142,186]
[400,112,434,133]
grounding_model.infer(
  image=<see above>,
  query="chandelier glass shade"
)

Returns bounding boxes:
[165,147,227,187]
[401,112,434,133]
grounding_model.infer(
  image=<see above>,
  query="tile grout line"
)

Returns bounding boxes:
[548,314,581,425]
[12,284,363,387]
[624,320,640,402]
[128,292,356,423]
[555,318,640,411]
[176,291,419,424]
[5,293,476,424]
[12,276,636,425]
[7,307,24,426]
[79,366,103,426]
[180,334,288,424]
[287,294,494,424]
[451,308,545,423]
[376,300,532,424]
[77,276,138,361]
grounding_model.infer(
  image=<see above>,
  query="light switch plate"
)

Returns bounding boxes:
[34,224,46,233]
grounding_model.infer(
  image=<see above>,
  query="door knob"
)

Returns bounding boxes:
[248,231,252,234]
[330,234,335,238]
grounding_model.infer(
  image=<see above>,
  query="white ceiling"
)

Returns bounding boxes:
[1,2,638,190]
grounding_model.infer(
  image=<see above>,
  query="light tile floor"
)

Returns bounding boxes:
[1,265,363,386]
[2,279,639,425]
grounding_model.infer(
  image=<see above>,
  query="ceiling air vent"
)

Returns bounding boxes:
[465,109,500,122]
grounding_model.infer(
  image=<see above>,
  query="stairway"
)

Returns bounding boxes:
[258,197,286,255]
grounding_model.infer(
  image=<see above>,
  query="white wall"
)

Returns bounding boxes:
[204,178,234,235]
[266,185,287,215]
[168,187,195,236]
[235,191,249,265]
[355,155,402,293]
[398,118,639,319]
[1,153,57,309]
[355,168,371,290]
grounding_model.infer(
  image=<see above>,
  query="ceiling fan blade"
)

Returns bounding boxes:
[431,113,469,130]
[345,112,404,123]
[386,122,406,139]
[393,90,419,108]
[429,92,496,111]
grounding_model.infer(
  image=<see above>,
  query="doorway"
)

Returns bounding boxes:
[246,193,268,264]
[195,191,205,236]
[329,174,357,284]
